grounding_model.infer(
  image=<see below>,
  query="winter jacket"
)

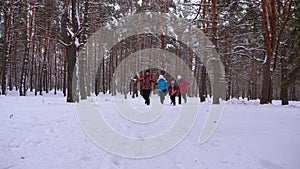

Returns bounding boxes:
[157,79,167,91]
[178,79,190,94]
[168,85,179,96]
[136,75,157,90]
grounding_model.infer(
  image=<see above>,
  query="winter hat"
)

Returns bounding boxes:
[159,75,164,79]
[171,80,176,84]
[177,75,182,80]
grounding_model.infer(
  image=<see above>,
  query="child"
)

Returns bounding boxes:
[168,80,179,106]
[157,75,167,104]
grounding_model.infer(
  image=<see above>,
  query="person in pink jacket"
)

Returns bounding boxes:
[177,75,190,104]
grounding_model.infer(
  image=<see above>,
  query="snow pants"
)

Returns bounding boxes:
[142,89,151,105]
[158,90,166,104]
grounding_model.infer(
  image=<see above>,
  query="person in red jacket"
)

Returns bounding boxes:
[177,75,190,104]
[134,70,157,105]
[168,80,179,106]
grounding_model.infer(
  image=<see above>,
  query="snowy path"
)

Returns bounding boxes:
[1,92,300,169]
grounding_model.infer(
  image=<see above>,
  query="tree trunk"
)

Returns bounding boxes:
[211,0,220,104]
[67,0,80,102]
[30,40,35,92]
[280,86,288,105]
[79,47,87,100]
[200,65,206,102]
[63,50,67,97]
[2,0,14,95]
[102,58,105,94]
[260,0,273,104]
[29,0,37,92]
[34,56,38,96]
[54,44,58,95]
[67,45,77,102]
[1,7,8,95]
[60,0,81,102]
[280,46,289,105]
[212,59,221,104]
[19,0,30,96]
[39,60,43,96]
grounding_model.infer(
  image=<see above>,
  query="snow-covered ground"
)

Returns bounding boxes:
[1,91,300,169]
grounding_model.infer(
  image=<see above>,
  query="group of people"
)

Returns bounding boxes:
[133,70,190,106]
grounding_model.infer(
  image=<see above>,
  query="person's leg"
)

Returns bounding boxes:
[158,90,161,103]
[132,89,137,98]
[158,90,164,104]
[142,90,147,104]
[171,96,176,106]
[162,91,165,103]
[134,87,138,97]
[173,96,176,105]
[178,93,182,104]
[182,93,187,103]
[144,90,151,105]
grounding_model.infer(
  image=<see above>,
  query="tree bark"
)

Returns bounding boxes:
[260,0,273,104]
[211,0,220,104]
[63,49,67,97]
[67,45,77,102]
[19,0,30,96]
[79,47,87,100]
[1,0,14,95]
[60,0,81,102]
[200,65,207,102]
[1,5,8,95]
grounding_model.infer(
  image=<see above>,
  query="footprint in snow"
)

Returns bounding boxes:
[34,140,43,147]
[209,139,221,147]
[258,159,285,169]
[176,161,186,169]
[111,157,121,166]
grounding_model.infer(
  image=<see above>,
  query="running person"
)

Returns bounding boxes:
[177,75,190,104]
[134,70,157,105]
[157,75,167,104]
[168,80,179,106]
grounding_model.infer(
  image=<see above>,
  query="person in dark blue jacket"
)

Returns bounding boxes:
[157,75,167,104]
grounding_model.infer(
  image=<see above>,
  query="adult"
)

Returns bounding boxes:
[134,70,157,105]
[177,75,190,104]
